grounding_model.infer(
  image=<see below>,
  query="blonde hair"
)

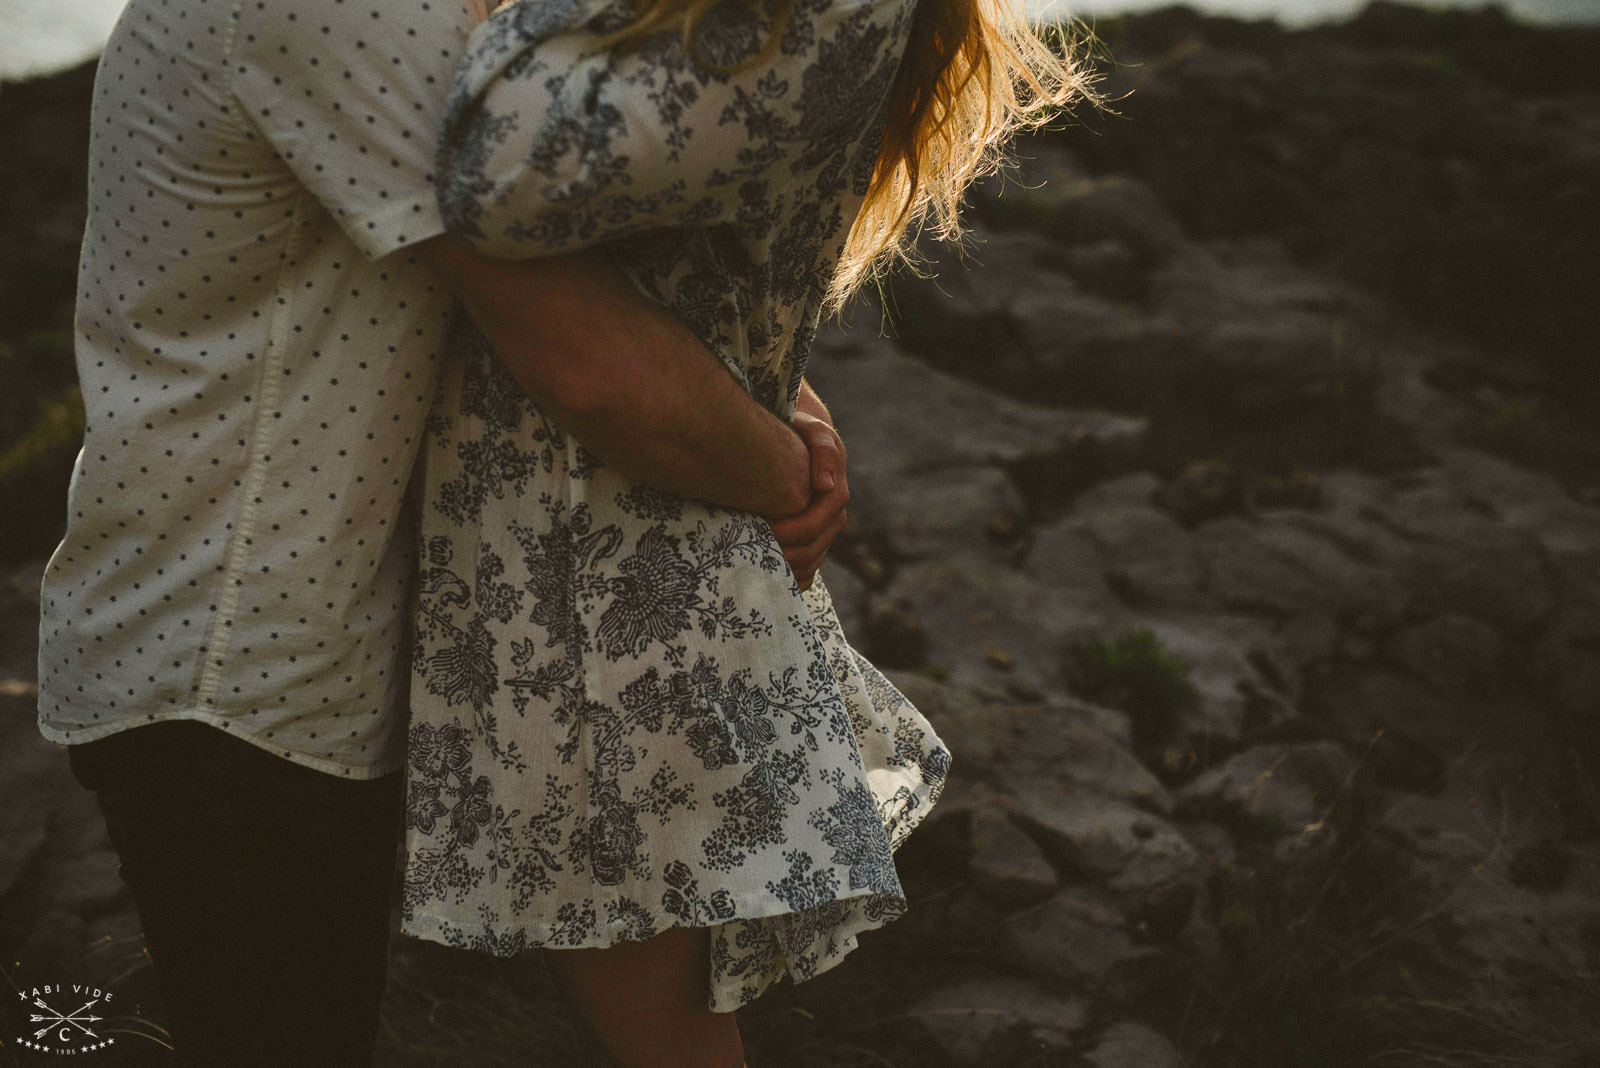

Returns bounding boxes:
[604,0,1100,313]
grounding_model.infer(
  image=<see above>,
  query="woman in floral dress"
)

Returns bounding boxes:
[401,0,1094,1060]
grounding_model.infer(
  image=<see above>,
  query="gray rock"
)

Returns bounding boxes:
[1023,514,1119,606]
[1009,788,1198,895]
[1,695,66,901]
[0,560,147,993]
[1441,871,1600,983]
[881,681,1120,796]
[1021,720,1172,814]
[1177,821,1239,870]
[1374,781,1600,983]
[877,682,1155,812]
[0,808,50,903]
[1307,661,1487,754]
[1273,610,1343,672]
[1,559,48,683]
[54,848,130,917]
[1194,514,1381,617]
[890,683,1015,775]
[1540,540,1600,617]
[1065,695,1139,752]
[1282,493,1415,575]
[1085,1020,1191,1068]
[0,696,146,994]
[1197,520,1326,618]
[1152,459,1246,527]
[1529,600,1600,722]
[1523,529,1600,722]
[883,556,1113,691]
[1002,889,1166,1001]
[1402,537,1553,636]
[1195,311,1378,415]
[1135,612,1283,749]
[908,975,1090,1065]
[1383,612,1505,695]
[882,669,959,724]
[903,878,1011,958]
[968,806,1059,907]
[1175,742,1353,836]
[1432,447,1600,552]
[869,218,1191,415]
[1342,466,1561,635]
[1005,285,1192,405]
[1376,791,1504,866]
[816,563,866,647]
[863,596,928,670]
[1072,471,1165,512]
[864,465,1027,562]
[984,165,1190,261]
[1269,821,1344,903]
[807,332,1148,491]
[1075,504,1211,611]
[1062,238,1146,302]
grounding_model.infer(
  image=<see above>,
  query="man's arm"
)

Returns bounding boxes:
[418,236,817,519]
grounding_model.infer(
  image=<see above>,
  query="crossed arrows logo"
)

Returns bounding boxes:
[28,995,105,1041]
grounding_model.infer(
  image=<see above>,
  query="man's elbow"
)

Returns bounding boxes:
[541,359,621,422]
[492,334,618,423]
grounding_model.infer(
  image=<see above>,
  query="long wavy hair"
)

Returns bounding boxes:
[602,0,1100,312]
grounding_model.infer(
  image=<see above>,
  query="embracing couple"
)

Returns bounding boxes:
[37,0,1091,1063]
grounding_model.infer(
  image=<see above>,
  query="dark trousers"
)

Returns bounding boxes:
[68,720,405,1067]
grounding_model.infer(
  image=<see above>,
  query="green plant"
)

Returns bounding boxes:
[1063,628,1198,750]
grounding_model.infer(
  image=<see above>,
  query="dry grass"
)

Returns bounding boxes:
[1163,815,1600,1068]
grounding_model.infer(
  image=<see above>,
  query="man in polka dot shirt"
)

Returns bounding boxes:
[37,0,848,1062]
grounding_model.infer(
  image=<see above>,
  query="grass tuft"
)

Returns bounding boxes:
[1063,627,1198,752]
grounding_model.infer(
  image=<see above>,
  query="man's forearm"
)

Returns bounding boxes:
[417,237,811,517]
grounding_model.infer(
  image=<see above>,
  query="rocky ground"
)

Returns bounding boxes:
[4,3,1599,1066]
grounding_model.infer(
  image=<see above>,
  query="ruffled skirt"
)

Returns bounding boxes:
[399,329,949,1010]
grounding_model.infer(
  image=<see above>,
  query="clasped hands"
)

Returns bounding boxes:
[417,236,849,592]
[767,408,849,593]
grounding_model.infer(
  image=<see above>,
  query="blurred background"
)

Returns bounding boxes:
[3,0,1599,1065]
[2,0,1599,81]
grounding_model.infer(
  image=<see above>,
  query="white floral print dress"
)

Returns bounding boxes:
[400,0,949,1011]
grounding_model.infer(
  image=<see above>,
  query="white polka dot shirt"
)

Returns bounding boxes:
[37,0,480,778]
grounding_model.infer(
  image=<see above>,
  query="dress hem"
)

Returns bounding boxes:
[400,763,946,1011]
[400,884,905,1012]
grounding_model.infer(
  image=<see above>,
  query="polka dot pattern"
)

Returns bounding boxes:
[37,0,480,779]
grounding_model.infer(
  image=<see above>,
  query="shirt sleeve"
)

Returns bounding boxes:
[227,0,483,259]
[436,0,909,258]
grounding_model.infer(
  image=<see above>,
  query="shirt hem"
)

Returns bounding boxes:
[37,711,402,781]
[349,195,449,261]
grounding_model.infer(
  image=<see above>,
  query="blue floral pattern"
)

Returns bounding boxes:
[401,0,948,1012]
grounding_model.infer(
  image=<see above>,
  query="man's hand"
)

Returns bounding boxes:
[768,409,849,592]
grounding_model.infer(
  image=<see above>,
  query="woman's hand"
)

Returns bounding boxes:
[769,411,849,592]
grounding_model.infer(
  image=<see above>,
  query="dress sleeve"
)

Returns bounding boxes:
[436,0,910,257]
